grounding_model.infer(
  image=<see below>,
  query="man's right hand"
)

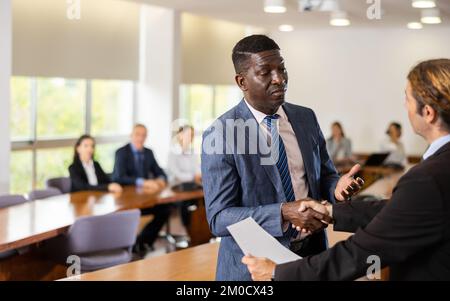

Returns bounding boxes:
[281,198,333,234]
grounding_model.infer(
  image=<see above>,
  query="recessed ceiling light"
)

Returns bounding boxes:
[330,11,351,27]
[264,0,287,13]
[278,24,294,32]
[421,8,442,24]
[412,0,436,9]
[407,22,424,29]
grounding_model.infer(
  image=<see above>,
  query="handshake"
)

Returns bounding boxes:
[282,164,365,234]
[281,198,334,234]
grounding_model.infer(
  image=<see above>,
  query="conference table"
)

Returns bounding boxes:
[0,186,204,253]
[0,186,207,280]
[64,242,219,281]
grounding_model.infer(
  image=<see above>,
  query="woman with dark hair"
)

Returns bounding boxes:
[69,135,122,193]
[326,121,352,163]
[381,121,407,166]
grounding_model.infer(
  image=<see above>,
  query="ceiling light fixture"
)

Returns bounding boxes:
[330,11,351,26]
[412,0,436,9]
[279,24,294,32]
[421,8,442,24]
[264,0,287,13]
[407,22,424,29]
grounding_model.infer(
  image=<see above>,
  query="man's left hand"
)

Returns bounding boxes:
[335,164,365,201]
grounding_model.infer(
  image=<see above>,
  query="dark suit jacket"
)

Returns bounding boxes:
[201,100,339,280]
[275,141,450,281]
[111,143,167,185]
[69,160,111,192]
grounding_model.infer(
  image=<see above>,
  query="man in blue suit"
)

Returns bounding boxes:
[112,124,170,256]
[201,35,363,281]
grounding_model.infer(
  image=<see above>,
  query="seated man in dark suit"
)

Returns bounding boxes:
[112,124,170,255]
[243,59,450,281]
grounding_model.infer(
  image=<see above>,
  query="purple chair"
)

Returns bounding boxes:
[0,194,28,259]
[43,209,140,272]
[46,177,71,194]
[27,188,62,201]
[0,194,27,209]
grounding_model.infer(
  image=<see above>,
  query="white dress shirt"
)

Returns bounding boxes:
[168,143,200,185]
[380,138,408,166]
[82,160,98,186]
[423,134,450,160]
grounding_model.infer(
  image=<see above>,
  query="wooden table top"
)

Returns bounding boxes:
[62,242,219,281]
[0,186,203,253]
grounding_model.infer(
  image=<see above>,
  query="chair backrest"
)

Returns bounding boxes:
[46,177,71,194]
[0,194,28,209]
[66,209,140,254]
[27,188,62,201]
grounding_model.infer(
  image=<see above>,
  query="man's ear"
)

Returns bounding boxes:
[235,74,248,92]
[424,104,438,124]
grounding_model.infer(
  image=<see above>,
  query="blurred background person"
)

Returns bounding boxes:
[168,125,201,229]
[112,124,170,256]
[69,135,122,193]
[168,125,201,187]
[326,121,353,165]
[381,122,408,167]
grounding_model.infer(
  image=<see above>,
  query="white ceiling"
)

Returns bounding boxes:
[128,0,450,30]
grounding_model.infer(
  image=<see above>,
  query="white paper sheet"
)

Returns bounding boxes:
[227,217,301,264]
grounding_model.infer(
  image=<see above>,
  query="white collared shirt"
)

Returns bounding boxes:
[168,142,200,185]
[244,99,309,201]
[423,134,450,160]
[82,160,98,186]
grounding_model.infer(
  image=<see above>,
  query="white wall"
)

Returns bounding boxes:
[0,0,12,194]
[13,0,140,80]
[137,5,181,168]
[272,27,450,156]
[181,13,247,85]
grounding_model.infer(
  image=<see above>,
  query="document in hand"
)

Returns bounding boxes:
[227,217,301,264]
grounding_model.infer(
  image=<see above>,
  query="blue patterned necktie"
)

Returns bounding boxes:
[265,115,298,238]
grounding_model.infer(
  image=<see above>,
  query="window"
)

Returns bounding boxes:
[95,143,124,174]
[10,77,32,141]
[91,80,134,136]
[179,84,241,154]
[36,147,73,189]
[214,85,243,117]
[10,77,136,193]
[10,151,33,194]
[180,84,241,128]
[36,78,86,139]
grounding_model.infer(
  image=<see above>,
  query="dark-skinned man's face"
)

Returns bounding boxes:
[235,50,288,115]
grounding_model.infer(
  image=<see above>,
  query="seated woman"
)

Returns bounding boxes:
[168,125,201,187]
[326,121,353,165]
[168,125,201,228]
[69,134,122,193]
[380,122,408,167]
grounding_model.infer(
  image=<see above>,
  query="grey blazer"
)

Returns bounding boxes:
[201,99,339,281]
[326,137,352,161]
